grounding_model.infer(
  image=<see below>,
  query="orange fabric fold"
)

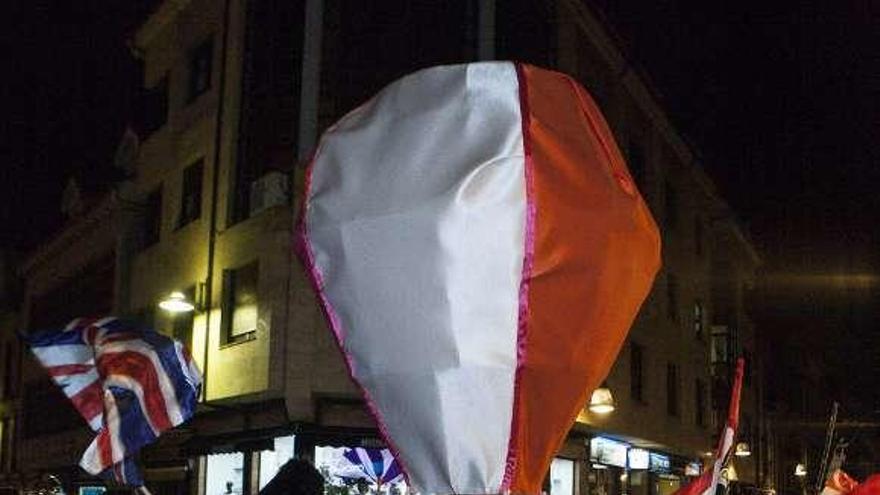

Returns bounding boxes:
[507,65,661,493]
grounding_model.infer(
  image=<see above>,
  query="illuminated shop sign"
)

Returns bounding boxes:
[628,448,649,470]
[649,452,671,473]
[590,437,629,467]
[686,462,702,476]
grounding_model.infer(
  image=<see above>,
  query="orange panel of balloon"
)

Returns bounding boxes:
[295,62,661,494]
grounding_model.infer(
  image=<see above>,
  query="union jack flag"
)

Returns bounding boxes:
[24,317,202,485]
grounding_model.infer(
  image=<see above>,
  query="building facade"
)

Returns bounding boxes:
[7,1,767,495]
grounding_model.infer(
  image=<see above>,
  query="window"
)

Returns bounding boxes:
[666,363,679,416]
[694,215,704,256]
[259,436,296,490]
[188,38,213,102]
[695,378,706,427]
[667,274,679,322]
[172,286,196,349]
[222,262,258,344]
[206,452,244,495]
[231,0,304,224]
[141,186,162,249]
[711,326,731,367]
[630,342,644,402]
[665,181,679,230]
[140,75,168,136]
[179,160,203,227]
[694,300,704,340]
[321,1,473,129]
[549,458,575,495]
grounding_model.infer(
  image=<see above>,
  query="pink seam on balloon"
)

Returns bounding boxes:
[502,61,537,493]
[292,112,415,489]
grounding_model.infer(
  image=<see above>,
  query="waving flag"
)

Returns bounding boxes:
[822,470,861,495]
[341,447,404,488]
[673,358,744,495]
[296,61,661,494]
[24,317,202,485]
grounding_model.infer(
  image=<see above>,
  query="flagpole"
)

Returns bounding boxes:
[814,402,840,493]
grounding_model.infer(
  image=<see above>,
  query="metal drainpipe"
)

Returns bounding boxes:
[202,0,232,402]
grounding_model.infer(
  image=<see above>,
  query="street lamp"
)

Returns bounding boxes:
[589,384,615,414]
[734,442,752,457]
[158,291,195,313]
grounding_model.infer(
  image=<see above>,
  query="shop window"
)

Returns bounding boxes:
[222,262,258,344]
[630,342,644,402]
[550,458,575,495]
[188,38,213,103]
[666,363,679,417]
[206,452,244,495]
[178,159,203,228]
[258,435,296,490]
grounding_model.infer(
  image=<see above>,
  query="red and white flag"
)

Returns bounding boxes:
[673,358,744,495]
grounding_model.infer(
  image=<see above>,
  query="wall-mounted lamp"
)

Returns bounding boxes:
[794,464,807,477]
[158,291,195,313]
[734,442,752,457]
[589,383,615,414]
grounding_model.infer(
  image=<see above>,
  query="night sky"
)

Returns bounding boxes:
[2,2,878,409]
[2,2,154,251]
[594,1,880,275]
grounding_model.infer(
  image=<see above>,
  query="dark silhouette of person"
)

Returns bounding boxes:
[258,459,325,495]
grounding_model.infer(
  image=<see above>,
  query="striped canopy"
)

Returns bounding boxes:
[296,62,661,494]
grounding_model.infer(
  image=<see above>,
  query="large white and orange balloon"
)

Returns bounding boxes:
[296,62,661,494]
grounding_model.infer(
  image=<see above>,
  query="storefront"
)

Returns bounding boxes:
[586,436,702,495]
[549,457,577,495]
[200,434,296,495]
[627,448,650,495]
[648,452,679,495]
[589,437,629,495]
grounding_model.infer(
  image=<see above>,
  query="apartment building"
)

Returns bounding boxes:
[7,2,766,495]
